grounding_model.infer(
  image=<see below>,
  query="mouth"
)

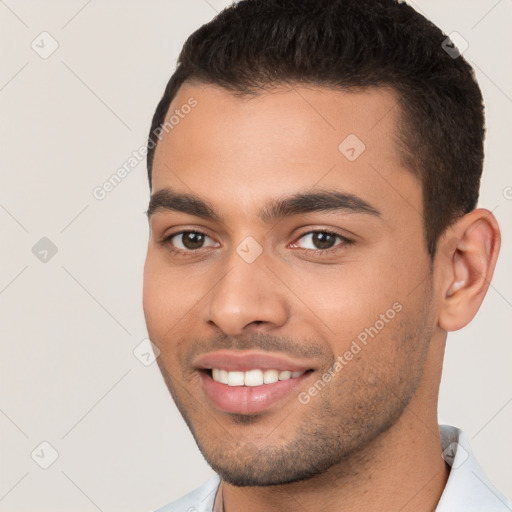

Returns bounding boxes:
[210,368,306,386]
[194,351,315,415]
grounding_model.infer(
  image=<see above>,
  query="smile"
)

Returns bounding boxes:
[211,368,305,386]
[193,350,316,414]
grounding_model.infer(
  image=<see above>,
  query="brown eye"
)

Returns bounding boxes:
[294,231,347,251]
[168,231,218,251]
[181,232,205,249]
[311,232,337,249]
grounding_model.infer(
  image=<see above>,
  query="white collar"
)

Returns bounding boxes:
[436,424,511,510]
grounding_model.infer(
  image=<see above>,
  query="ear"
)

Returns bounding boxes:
[436,208,501,332]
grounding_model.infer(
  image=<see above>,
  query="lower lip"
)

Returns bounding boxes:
[200,371,311,414]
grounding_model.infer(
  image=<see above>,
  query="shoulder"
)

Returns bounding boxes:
[153,475,221,512]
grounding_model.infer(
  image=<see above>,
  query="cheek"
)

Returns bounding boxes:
[143,266,168,332]
[143,253,209,365]
[284,264,401,339]
[281,247,426,357]
[143,248,193,313]
[143,253,183,342]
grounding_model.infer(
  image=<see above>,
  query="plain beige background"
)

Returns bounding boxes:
[0,1,510,511]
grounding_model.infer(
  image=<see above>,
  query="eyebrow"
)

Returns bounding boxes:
[146,187,381,222]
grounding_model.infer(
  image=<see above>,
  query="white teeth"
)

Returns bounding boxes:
[211,368,305,386]
[227,371,245,386]
[263,369,279,384]
[244,369,264,387]
[217,369,228,384]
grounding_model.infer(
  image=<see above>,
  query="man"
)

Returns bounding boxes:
[142,0,510,510]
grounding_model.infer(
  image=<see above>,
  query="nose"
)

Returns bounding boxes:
[204,255,289,336]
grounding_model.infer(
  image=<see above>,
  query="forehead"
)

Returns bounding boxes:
[151,82,421,225]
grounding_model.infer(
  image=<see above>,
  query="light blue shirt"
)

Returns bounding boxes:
[155,425,511,511]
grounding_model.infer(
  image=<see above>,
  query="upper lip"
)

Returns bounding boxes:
[193,350,315,372]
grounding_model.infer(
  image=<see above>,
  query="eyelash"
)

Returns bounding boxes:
[159,229,353,258]
[291,231,353,256]
[158,231,217,259]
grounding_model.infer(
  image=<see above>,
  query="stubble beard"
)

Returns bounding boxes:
[156,313,434,487]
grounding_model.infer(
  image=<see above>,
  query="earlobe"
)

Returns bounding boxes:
[437,209,500,332]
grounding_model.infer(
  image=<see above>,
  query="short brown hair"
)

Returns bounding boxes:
[147,0,485,256]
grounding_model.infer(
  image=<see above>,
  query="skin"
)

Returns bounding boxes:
[143,82,500,512]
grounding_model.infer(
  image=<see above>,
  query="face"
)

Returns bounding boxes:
[143,83,438,486]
